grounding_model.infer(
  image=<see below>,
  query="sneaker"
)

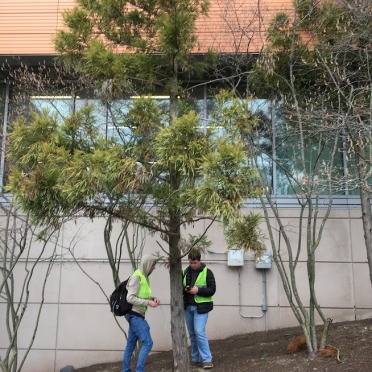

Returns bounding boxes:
[191,361,202,368]
[203,362,214,369]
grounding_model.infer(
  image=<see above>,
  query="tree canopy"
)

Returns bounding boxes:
[6,1,264,370]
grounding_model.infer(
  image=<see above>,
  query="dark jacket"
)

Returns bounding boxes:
[183,263,216,314]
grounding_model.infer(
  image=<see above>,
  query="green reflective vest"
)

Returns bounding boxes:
[133,269,152,312]
[183,267,213,303]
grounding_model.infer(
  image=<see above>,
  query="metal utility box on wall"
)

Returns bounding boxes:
[255,250,272,269]
[227,249,244,266]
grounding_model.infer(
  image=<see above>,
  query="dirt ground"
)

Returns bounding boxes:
[76,317,372,372]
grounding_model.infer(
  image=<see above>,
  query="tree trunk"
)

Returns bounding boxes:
[169,222,190,371]
[319,318,333,349]
[166,56,190,371]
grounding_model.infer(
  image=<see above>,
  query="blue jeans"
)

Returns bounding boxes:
[123,313,153,372]
[184,305,212,363]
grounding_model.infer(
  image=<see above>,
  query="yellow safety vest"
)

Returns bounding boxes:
[133,269,152,312]
[183,267,213,303]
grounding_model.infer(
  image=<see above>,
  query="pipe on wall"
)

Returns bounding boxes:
[238,266,268,331]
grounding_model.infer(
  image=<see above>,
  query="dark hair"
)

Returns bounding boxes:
[188,250,201,261]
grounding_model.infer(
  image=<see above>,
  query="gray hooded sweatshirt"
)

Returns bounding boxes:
[126,254,157,318]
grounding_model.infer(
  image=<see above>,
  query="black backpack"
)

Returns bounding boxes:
[110,277,133,316]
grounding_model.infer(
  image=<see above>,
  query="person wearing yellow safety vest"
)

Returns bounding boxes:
[183,250,216,370]
[123,254,160,372]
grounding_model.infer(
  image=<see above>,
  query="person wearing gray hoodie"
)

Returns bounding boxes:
[123,254,160,372]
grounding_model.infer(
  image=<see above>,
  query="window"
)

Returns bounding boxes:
[2,83,355,198]
[274,110,344,196]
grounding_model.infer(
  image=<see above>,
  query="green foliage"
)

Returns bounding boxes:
[188,234,212,251]
[121,97,164,161]
[7,111,59,164]
[59,105,101,152]
[156,2,200,61]
[224,214,265,253]
[250,0,372,103]
[191,139,260,221]
[267,13,294,51]
[250,1,335,99]
[54,0,211,97]
[179,234,212,256]
[7,91,262,229]
[154,110,210,176]
[297,0,348,41]
[8,0,265,278]
[54,7,93,62]
[210,90,259,136]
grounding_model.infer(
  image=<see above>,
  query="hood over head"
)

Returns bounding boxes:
[140,254,157,276]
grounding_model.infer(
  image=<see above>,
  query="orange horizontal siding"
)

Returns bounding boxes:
[0,0,292,56]
[0,0,73,55]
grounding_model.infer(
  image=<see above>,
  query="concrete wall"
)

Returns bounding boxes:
[1,207,372,371]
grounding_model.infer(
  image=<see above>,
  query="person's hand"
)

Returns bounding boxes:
[188,286,199,294]
[147,300,158,307]
[154,297,161,305]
